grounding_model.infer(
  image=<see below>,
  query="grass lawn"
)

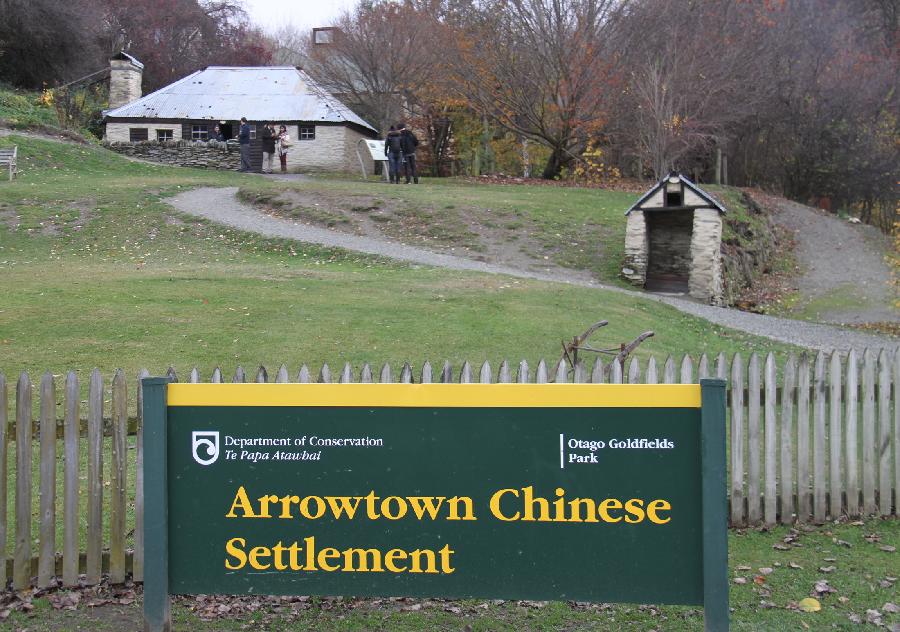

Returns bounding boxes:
[0,518,896,630]
[0,134,795,384]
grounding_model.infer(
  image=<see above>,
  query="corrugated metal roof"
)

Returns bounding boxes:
[103,66,376,133]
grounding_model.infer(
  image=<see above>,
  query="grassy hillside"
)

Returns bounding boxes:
[0,134,794,379]
[0,84,60,130]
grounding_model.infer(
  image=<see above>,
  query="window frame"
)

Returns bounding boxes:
[298,126,315,141]
[156,129,173,142]
[191,124,209,141]
[129,128,149,142]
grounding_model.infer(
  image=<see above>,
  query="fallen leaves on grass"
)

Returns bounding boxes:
[798,597,821,612]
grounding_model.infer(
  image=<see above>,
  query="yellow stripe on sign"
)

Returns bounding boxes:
[166,383,701,408]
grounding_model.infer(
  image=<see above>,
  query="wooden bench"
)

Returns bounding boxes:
[0,146,17,181]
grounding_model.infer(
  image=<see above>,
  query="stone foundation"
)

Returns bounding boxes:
[103,140,240,170]
[689,209,724,305]
[622,210,648,284]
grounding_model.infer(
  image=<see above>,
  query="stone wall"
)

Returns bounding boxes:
[689,209,724,305]
[103,140,240,170]
[622,211,648,285]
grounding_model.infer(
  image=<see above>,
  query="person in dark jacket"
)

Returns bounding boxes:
[238,117,251,172]
[384,125,404,184]
[398,123,419,184]
[261,123,276,173]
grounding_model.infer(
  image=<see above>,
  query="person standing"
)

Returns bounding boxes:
[385,125,404,184]
[238,117,251,172]
[398,123,419,184]
[276,125,291,173]
[261,123,276,173]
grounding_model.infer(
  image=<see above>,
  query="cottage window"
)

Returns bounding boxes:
[129,128,149,142]
[665,191,682,207]
[249,125,257,140]
[191,125,209,140]
[299,126,315,140]
[156,129,173,142]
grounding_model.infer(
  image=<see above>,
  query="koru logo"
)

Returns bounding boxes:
[191,431,220,466]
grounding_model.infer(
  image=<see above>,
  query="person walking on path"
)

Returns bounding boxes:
[398,123,419,184]
[385,125,404,184]
[276,125,291,173]
[238,117,251,172]
[261,123,276,173]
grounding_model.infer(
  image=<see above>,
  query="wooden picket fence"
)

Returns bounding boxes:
[0,348,897,590]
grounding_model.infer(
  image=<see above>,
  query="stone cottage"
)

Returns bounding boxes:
[102,61,378,174]
[622,172,726,304]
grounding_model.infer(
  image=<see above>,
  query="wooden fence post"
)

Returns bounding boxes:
[134,369,150,584]
[813,351,827,523]
[63,372,80,586]
[845,351,860,518]
[780,355,796,524]
[730,354,744,526]
[829,351,843,519]
[747,354,761,525]
[110,369,127,583]
[0,373,7,588]
[877,350,892,516]
[38,372,56,588]
[797,353,811,521]
[13,372,32,590]
[763,354,777,526]
[862,349,877,515]
[86,369,104,585]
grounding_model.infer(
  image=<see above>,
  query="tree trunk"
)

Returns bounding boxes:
[541,146,568,179]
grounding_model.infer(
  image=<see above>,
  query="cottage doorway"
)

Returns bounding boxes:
[219,123,233,140]
[644,210,693,293]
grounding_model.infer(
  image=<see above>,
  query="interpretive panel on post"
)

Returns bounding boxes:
[164,384,705,604]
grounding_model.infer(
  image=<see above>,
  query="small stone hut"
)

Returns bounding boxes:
[622,172,726,304]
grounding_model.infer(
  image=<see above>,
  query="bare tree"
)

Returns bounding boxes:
[617,0,776,180]
[448,0,623,179]
[303,2,438,134]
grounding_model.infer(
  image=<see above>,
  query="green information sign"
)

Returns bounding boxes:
[142,381,728,631]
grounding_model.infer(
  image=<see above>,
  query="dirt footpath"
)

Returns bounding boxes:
[771,197,896,325]
[168,186,897,351]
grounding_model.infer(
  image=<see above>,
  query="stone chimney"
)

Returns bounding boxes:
[108,52,143,109]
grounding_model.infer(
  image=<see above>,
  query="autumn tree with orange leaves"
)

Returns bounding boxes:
[445,0,623,179]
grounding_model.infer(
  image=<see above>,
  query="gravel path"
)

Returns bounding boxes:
[169,186,897,352]
[773,198,895,324]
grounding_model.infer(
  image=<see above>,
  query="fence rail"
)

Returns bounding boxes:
[1,348,898,590]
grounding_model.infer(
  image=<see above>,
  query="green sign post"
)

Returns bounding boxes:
[142,380,728,631]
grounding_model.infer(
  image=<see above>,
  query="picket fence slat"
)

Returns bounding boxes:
[646,357,658,384]
[779,355,796,524]
[812,351,827,522]
[747,354,761,524]
[845,351,860,517]
[591,358,603,383]
[862,350,877,514]
[663,356,675,384]
[38,372,56,588]
[109,370,127,584]
[14,373,32,590]
[878,350,891,516]
[134,369,149,584]
[829,351,843,519]
[681,355,693,384]
[0,373,7,588]
[730,354,744,526]
[796,354,811,521]
[86,369,103,584]
[764,354,777,526]
[2,352,898,591]
[895,351,900,521]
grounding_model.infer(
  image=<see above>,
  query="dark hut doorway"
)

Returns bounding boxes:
[645,210,693,293]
